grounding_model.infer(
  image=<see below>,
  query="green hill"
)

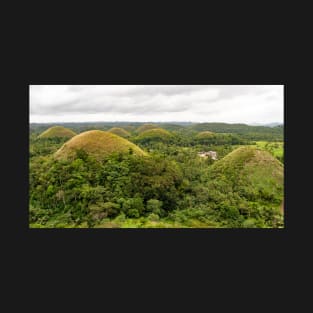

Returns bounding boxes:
[38,126,76,139]
[189,123,283,141]
[122,125,136,132]
[136,128,172,142]
[54,130,147,160]
[209,146,283,203]
[158,123,186,131]
[195,131,215,139]
[108,127,131,138]
[136,124,159,134]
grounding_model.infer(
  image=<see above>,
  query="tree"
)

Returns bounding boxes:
[146,199,163,215]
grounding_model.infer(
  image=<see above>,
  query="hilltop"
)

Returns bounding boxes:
[136,128,172,143]
[54,130,147,160]
[136,124,159,134]
[108,127,131,138]
[38,126,76,139]
[195,131,215,138]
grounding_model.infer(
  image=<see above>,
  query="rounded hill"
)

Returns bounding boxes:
[54,130,147,160]
[195,131,215,139]
[108,127,131,138]
[136,128,172,142]
[136,124,159,134]
[122,125,136,131]
[38,126,76,139]
[210,146,283,201]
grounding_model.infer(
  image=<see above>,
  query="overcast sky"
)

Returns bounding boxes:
[29,85,284,124]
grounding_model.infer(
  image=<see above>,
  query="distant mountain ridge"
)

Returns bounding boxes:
[30,121,284,141]
[248,122,283,127]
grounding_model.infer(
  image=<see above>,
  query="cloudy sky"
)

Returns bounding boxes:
[29,85,284,124]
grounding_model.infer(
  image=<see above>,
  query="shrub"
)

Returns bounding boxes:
[147,213,160,221]
[242,218,257,228]
[127,209,140,218]
[146,199,163,214]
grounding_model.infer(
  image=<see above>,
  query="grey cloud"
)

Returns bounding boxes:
[30,85,283,124]
[32,99,82,114]
[125,85,207,96]
[67,86,85,92]
[216,85,272,99]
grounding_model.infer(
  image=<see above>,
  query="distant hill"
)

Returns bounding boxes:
[38,126,76,139]
[189,123,283,141]
[136,128,173,143]
[195,131,215,139]
[55,130,147,160]
[157,123,187,131]
[136,124,160,134]
[248,122,283,127]
[108,127,131,138]
[30,122,284,141]
[122,125,136,132]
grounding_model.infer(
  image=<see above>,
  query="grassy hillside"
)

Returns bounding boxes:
[122,125,136,132]
[108,127,131,138]
[210,146,283,204]
[136,128,172,143]
[136,124,159,133]
[195,131,215,139]
[54,130,147,160]
[253,141,284,160]
[38,126,76,139]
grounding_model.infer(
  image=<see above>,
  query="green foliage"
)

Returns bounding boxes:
[253,141,284,163]
[134,128,173,145]
[29,123,284,228]
[146,199,163,215]
[189,123,283,141]
[29,137,68,158]
[195,132,248,145]
[242,218,258,228]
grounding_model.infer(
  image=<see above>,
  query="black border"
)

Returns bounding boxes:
[3,4,304,308]
[9,79,295,267]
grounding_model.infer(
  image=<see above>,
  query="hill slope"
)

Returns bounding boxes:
[108,127,131,138]
[136,124,159,134]
[136,128,172,142]
[38,126,76,139]
[195,131,215,138]
[55,130,147,160]
[209,146,283,203]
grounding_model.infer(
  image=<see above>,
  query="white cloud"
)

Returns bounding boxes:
[29,85,284,124]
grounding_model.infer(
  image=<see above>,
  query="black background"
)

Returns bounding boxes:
[3,3,307,311]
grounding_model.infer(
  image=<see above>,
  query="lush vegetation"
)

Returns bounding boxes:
[190,123,283,141]
[252,141,284,163]
[134,128,173,145]
[29,122,284,228]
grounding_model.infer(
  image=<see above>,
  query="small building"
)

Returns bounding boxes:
[198,151,218,160]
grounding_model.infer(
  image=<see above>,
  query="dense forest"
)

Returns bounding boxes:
[29,122,284,228]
